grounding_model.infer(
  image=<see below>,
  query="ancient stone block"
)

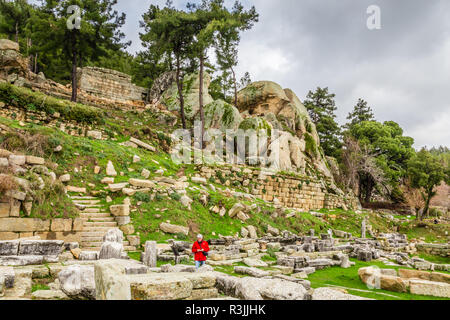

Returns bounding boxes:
[25,156,45,165]
[129,273,193,300]
[18,240,64,256]
[110,204,130,217]
[159,223,189,236]
[143,241,157,268]
[51,219,73,232]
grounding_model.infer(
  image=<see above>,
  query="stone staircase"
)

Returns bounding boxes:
[71,196,136,252]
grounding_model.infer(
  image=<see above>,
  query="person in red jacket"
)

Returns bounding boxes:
[192,234,210,269]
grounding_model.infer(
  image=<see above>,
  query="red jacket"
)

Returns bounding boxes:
[192,240,210,262]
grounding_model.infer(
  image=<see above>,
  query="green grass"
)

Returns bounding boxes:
[31,283,50,293]
[416,252,450,264]
[307,259,450,300]
[0,82,104,124]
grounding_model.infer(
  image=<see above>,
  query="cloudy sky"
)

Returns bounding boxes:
[111,0,450,148]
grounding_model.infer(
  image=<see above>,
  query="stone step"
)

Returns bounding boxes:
[82,227,117,232]
[81,233,108,238]
[81,246,136,252]
[72,200,101,205]
[81,241,130,247]
[71,196,98,200]
[83,221,118,228]
[86,217,115,222]
[80,212,111,218]
[78,204,103,208]
[82,208,101,213]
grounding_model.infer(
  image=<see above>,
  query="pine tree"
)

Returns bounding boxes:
[140,4,197,129]
[303,87,342,158]
[31,0,129,102]
[346,98,375,129]
[0,0,31,43]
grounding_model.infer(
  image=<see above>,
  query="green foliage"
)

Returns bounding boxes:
[349,120,415,202]
[135,192,151,203]
[26,0,129,99]
[0,82,104,124]
[304,132,318,157]
[170,192,182,201]
[303,87,342,158]
[407,149,448,218]
[345,98,375,129]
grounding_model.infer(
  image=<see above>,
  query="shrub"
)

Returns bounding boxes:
[31,179,78,219]
[135,192,151,203]
[0,174,18,194]
[170,192,181,201]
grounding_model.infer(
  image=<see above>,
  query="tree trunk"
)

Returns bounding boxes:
[175,54,187,129]
[199,54,205,149]
[231,67,237,107]
[15,22,19,43]
[71,32,78,102]
[423,187,433,220]
[34,53,38,74]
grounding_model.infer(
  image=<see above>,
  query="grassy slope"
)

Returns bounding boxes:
[1,113,449,244]
[2,89,449,301]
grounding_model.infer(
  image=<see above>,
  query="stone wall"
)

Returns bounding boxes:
[197,165,360,211]
[0,104,108,139]
[0,217,83,242]
[416,243,449,257]
[77,67,147,104]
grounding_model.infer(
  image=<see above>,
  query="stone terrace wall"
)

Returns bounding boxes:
[0,217,83,242]
[77,67,147,104]
[416,243,449,257]
[0,104,108,139]
[197,165,359,211]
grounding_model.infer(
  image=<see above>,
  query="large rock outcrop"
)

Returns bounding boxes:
[0,39,30,79]
[150,73,351,200]
[161,72,214,120]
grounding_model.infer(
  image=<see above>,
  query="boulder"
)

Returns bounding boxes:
[103,229,124,244]
[58,265,96,300]
[228,203,245,218]
[128,179,155,188]
[162,72,214,120]
[0,39,20,51]
[0,267,14,288]
[3,268,31,298]
[95,259,132,300]
[204,99,243,131]
[99,241,123,260]
[159,223,189,236]
[243,258,268,268]
[32,289,69,300]
[247,225,258,239]
[234,266,270,278]
[267,225,280,236]
[234,277,308,300]
[106,161,117,177]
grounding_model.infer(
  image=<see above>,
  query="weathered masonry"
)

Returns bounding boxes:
[77,67,147,104]
[197,165,359,211]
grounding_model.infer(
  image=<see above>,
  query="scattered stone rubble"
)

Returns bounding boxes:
[359,266,450,298]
